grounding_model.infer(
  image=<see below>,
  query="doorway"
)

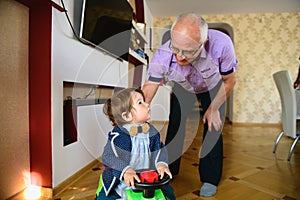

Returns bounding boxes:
[208,23,234,122]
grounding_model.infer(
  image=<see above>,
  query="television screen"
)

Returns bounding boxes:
[79,0,133,61]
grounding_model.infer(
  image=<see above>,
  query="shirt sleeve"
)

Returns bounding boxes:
[146,41,173,83]
[219,39,238,75]
[210,31,238,75]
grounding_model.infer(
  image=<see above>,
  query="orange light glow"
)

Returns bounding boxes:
[24,185,41,200]
[23,171,42,199]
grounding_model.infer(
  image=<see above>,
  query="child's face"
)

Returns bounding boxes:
[130,91,150,124]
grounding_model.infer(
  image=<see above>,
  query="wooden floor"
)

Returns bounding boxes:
[53,116,300,200]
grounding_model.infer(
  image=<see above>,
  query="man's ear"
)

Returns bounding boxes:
[122,112,132,122]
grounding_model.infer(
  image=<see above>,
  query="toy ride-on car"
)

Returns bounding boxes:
[95,169,171,200]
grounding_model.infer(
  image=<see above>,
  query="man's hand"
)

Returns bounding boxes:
[202,106,222,132]
[142,81,160,104]
[157,163,173,179]
[123,168,140,189]
[202,72,236,132]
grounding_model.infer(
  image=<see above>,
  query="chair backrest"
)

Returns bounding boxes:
[273,70,297,138]
[296,89,300,115]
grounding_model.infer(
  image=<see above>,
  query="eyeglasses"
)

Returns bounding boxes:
[169,42,203,58]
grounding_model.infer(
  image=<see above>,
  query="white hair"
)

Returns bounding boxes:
[171,13,208,43]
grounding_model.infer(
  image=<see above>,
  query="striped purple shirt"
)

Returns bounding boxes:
[146,29,238,93]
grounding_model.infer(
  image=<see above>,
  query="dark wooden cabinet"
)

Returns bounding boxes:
[128,0,148,88]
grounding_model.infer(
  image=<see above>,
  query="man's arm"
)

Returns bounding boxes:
[142,80,160,104]
[203,71,236,131]
[215,71,237,106]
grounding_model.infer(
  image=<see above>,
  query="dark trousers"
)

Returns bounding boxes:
[165,81,225,186]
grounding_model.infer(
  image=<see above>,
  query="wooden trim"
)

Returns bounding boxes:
[231,122,282,128]
[151,120,280,128]
[28,2,53,188]
[135,0,144,23]
[150,120,169,126]
[51,1,65,12]
[53,159,100,196]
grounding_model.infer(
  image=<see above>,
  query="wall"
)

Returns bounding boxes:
[152,12,300,124]
[52,0,128,187]
[143,0,154,58]
[0,0,30,199]
[143,1,171,123]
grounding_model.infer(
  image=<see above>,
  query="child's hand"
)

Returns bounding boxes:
[157,163,173,179]
[123,167,140,189]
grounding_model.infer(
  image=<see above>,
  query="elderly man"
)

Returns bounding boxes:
[142,13,237,197]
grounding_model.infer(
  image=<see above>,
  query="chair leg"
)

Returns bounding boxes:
[287,135,300,161]
[273,131,284,153]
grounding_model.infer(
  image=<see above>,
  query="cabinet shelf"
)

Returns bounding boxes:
[132,20,148,43]
[128,48,147,65]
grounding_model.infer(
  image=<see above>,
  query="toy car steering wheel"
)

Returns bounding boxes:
[134,169,170,199]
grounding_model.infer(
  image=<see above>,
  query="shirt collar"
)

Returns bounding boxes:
[191,41,208,65]
[123,123,146,133]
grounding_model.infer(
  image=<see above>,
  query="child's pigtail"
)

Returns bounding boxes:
[103,98,117,126]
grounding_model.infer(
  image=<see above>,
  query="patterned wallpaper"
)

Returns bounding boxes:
[151,12,300,124]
